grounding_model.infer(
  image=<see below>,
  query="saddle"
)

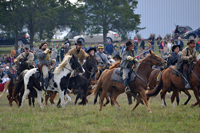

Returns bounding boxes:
[111,68,136,83]
[34,64,54,79]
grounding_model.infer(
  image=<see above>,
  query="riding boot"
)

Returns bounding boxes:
[183,74,191,89]
[44,78,49,91]
[124,78,131,94]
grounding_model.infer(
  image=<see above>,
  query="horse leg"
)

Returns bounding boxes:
[35,90,43,109]
[127,94,132,105]
[131,95,142,111]
[176,95,180,106]
[32,90,35,107]
[64,93,71,106]
[51,92,57,104]
[59,90,65,109]
[103,93,110,106]
[99,90,106,111]
[171,88,178,108]
[28,94,31,106]
[45,92,50,105]
[21,88,30,108]
[160,89,168,107]
[182,90,191,105]
[192,87,200,107]
[139,89,152,113]
[74,93,80,105]
[7,95,13,106]
[111,90,121,110]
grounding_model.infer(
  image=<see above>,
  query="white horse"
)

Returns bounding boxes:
[19,55,83,109]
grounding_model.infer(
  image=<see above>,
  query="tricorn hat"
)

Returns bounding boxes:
[87,47,96,53]
[172,45,180,52]
[126,41,134,47]
[187,39,195,45]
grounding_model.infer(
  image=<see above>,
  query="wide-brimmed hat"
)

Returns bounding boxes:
[187,40,195,45]
[172,45,180,52]
[87,47,96,53]
[113,54,122,60]
[75,41,82,45]
[98,44,104,49]
[126,41,134,47]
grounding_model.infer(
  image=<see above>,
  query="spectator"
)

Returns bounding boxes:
[0,68,5,79]
[195,35,200,53]
[164,43,169,56]
[138,46,144,59]
[21,43,25,53]
[17,45,22,56]
[82,45,87,52]
[171,35,175,44]
[113,46,120,57]
[159,40,165,57]
[140,38,145,50]
[95,43,99,51]
[64,38,71,48]
[87,44,92,50]
[56,44,60,63]
[167,40,173,52]
[174,25,180,35]
[148,34,155,51]
[11,47,16,58]
[60,44,65,62]
[147,40,151,50]
[176,37,184,51]
[6,54,11,64]
[0,54,6,65]
[174,33,179,44]
[2,74,9,84]
[51,46,58,60]
[33,51,38,66]
[156,35,162,46]
[120,43,126,55]
[163,36,168,44]
[105,41,114,55]
[34,45,39,52]
[5,66,12,78]
[64,43,70,54]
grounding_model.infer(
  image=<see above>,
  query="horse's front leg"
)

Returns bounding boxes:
[59,89,65,109]
[35,88,44,109]
[21,88,30,108]
[64,93,71,106]
[81,87,88,105]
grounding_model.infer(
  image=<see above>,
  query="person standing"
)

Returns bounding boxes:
[64,38,71,48]
[167,40,173,52]
[113,45,120,57]
[195,35,200,53]
[176,37,184,51]
[156,35,162,46]
[174,25,180,35]
[105,41,114,55]
[148,34,155,51]
[159,40,165,57]
[60,44,65,62]
[140,38,145,50]
[11,47,16,58]
[56,44,60,63]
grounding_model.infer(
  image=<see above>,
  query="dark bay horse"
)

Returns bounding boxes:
[148,68,191,105]
[146,59,200,108]
[93,50,167,113]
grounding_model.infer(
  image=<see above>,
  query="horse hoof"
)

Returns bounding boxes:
[190,104,194,108]
[149,111,152,113]
[118,108,121,111]
[57,105,61,108]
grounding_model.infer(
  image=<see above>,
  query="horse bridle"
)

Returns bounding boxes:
[141,54,164,66]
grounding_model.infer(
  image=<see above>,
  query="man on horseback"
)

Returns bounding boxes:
[67,41,88,65]
[36,42,56,90]
[175,40,198,88]
[14,45,34,68]
[120,41,138,93]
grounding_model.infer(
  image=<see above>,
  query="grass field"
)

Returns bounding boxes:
[0,90,200,133]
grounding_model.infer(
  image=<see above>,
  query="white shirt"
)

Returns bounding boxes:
[167,43,173,52]
[2,77,9,83]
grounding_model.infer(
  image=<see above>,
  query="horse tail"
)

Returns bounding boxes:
[146,77,163,98]
[0,79,11,98]
[93,69,108,98]
[14,70,28,97]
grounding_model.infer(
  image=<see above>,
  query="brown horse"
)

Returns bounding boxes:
[93,50,167,113]
[148,68,191,105]
[146,59,200,108]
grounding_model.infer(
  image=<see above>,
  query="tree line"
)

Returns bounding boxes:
[0,0,142,49]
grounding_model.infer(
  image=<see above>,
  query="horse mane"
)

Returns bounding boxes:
[109,61,121,69]
[54,55,72,74]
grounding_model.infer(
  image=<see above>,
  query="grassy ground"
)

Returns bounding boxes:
[0,91,200,133]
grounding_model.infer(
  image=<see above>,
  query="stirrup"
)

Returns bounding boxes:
[185,83,191,89]
[125,87,131,94]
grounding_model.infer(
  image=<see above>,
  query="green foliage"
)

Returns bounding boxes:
[77,0,143,43]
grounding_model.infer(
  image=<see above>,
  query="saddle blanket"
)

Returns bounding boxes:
[111,68,136,83]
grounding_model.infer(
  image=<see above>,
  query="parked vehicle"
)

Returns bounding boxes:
[184,27,200,39]
[174,25,192,36]
[72,30,121,43]
[0,32,30,46]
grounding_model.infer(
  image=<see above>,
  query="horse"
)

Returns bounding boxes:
[0,58,31,106]
[16,55,83,109]
[146,59,200,108]
[93,50,167,113]
[148,68,191,106]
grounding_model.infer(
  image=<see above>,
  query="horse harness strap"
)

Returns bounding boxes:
[135,72,148,85]
[191,70,200,81]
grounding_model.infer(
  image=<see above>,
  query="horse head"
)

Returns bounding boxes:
[70,54,84,73]
[85,55,98,73]
[143,50,167,68]
[16,58,29,75]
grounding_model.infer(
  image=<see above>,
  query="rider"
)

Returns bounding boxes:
[95,44,110,79]
[67,41,88,65]
[36,42,56,90]
[120,41,138,94]
[163,45,181,67]
[175,39,198,88]
[14,45,34,68]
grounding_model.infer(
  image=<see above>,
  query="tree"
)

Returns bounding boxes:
[77,0,143,44]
